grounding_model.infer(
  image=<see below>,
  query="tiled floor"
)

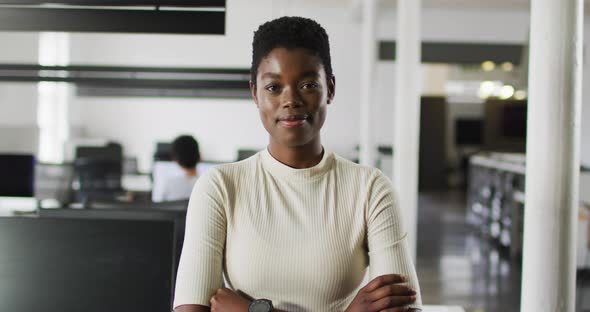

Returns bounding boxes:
[416,191,522,312]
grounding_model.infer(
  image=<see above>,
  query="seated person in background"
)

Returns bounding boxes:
[152,135,200,202]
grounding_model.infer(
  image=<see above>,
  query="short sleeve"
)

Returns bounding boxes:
[173,169,227,308]
[366,170,423,309]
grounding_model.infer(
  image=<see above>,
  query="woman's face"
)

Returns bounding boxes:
[250,47,335,148]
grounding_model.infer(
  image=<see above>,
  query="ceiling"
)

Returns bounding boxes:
[296,0,590,11]
[422,0,529,10]
[397,0,589,11]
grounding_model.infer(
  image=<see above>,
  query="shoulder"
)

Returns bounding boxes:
[331,153,396,202]
[332,153,386,183]
[211,153,259,177]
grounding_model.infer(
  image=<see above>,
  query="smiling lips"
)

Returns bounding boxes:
[278,115,309,127]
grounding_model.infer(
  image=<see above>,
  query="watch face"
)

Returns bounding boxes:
[250,300,271,312]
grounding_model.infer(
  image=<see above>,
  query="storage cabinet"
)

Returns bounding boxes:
[467,153,526,258]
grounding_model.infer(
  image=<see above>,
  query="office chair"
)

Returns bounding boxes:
[74,157,124,205]
[34,162,75,207]
[73,143,124,206]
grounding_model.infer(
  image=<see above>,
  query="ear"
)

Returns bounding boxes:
[327,75,336,105]
[249,80,259,107]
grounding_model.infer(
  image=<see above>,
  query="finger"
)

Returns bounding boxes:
[362,274,407,292]
[216,288,234,296]
[367,284,416,302]
[370,295,416,311]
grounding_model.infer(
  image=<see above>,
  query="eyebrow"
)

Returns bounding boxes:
[260,72,280,79]
[259,70,321,80]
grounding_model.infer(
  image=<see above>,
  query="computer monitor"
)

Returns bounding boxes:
[455,118,483,146]
[500,104,527,139]
[123,157,139,174]
[0,154,35,197]
[483,99,527,152]
[154,142,173,161]
[37,200,188,275]
[237,149,259,161]
[75,143,122,160]
[0,217,175,312]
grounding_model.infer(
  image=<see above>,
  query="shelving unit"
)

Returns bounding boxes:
[467,153,526,258]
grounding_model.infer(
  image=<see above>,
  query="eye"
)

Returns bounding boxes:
[301,82,319,90]
[264,84,280,93]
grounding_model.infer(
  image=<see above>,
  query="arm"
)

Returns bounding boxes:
[364,170,423,310]
[173,169,227,309]
[344,170,423,312]
[208,288,289,312]
[175,304,210,312]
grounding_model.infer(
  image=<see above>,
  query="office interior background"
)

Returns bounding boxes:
[0,0,589,311]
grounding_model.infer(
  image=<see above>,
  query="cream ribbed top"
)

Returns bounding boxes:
[173,149,422,311]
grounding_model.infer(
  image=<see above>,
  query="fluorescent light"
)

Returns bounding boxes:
[481,61,496,72]
[501,62,514,72]
[478,80,496,99]
[499,85,515,99]
[514,90,527,100]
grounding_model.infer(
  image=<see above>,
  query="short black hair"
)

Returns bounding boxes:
[251,16,333,84]
[171,135,200,169]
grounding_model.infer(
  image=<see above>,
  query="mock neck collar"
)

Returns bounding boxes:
[260,147,334,182]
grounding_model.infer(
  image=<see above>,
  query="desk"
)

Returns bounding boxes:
[0,197,36,216]
[423,306,465,312]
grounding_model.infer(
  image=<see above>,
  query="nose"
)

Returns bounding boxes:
[280,86,303,108]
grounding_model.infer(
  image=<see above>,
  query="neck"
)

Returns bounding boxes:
[268,139,324,169]
[183,167,197,177]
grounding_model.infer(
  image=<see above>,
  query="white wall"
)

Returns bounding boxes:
[70,0,363,170]
[583,95,590,167]
[0,32,39,126]
[79,97,266,167]
[0,82,39,153]
[581,22,590,167]
[61,4,590,169]
[0,33,40,153]
[0,32,39,62]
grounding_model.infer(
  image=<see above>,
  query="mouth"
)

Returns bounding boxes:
[277,114,310,127]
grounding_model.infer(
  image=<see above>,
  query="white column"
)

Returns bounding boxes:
[393,0,421,260]
[520,0,584,311]
[37,32,71,164]
[359,0,377,167]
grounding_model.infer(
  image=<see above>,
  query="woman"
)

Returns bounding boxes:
[174,16,422,312]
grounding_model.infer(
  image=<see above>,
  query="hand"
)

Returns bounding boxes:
[345,274,417,312]
[210,288,252,312]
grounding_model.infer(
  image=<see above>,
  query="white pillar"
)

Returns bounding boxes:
[520,0,583,311]
[37,32,71,164]
[393,0,421,260]
[359,0,377,167]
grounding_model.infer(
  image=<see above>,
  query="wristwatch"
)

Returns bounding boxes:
[248,298,273,312]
